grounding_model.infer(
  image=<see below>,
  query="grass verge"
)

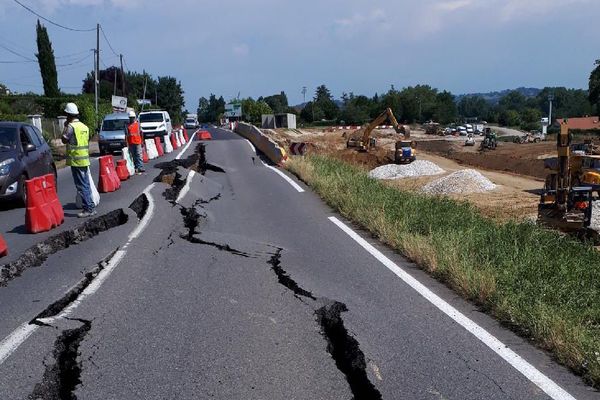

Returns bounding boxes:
[287,154,600,387]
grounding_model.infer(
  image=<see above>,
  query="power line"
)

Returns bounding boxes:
[0,59,36,64]
[12,0,96,32]
[56,52,92,67]
[0,43,36,62]
[99,25,119,57]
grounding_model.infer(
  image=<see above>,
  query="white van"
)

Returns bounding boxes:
[139,111,172,140]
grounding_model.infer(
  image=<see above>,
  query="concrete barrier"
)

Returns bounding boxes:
[145,139,158,159]
[163,135,173,153]
[234,122,288,165]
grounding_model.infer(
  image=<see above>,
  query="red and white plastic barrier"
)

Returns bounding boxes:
[163,135,173,153]
[25,174,64,234]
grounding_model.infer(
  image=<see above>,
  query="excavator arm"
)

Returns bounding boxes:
[349,108,410,151]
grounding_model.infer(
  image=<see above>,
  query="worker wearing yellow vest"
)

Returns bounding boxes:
[61,102,96,218]
[126,110,145,174]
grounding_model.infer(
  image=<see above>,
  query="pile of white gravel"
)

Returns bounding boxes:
[422,169,497,195]
[590,201,600,231]
[368,160,445,180]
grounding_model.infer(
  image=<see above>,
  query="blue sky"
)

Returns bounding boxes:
[1,0,599,110]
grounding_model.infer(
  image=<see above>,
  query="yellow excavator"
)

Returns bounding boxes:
[346,108,415,163]
[538,121,595,236]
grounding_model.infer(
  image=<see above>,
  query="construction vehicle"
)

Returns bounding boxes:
[464,133,475,146]
[346,108,410,152]
[538,121,595,236]
[479,128,497,150]
[424,122,441,135]
[513,132,543,144]
[394,140,416,164]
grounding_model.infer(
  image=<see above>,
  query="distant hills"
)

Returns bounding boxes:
[456,87,542,104]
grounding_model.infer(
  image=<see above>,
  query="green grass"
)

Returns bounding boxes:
[287,155,600,387]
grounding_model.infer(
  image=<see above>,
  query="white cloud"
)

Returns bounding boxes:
[498,0,591,21]
[232,43,249,57]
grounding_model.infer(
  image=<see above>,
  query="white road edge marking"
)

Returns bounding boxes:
[245,139,256,154]
[175,129,198,160]
[175,170,195,204]
[0,184,157,365]
[244,137,302,193]
[328,216,576,400]
[261,161,304,193]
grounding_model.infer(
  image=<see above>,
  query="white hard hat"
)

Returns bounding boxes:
[64,102,79,115]
[128,110,136,118]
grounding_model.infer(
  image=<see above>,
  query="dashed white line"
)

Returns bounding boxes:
[0,184,157,365]
[328,216,576,400]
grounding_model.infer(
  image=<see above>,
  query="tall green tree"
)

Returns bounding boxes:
[433,91,457,124]
[589,61,600,114]
[313,85,338,120]
[156,76,185,124]
[35,20,59,97]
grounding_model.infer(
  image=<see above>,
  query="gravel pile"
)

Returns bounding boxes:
[590,201,600,231]
[422,169,497,195]
[368,160,445,180]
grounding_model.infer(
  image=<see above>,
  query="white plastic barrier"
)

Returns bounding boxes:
[122,147,136,176]
[178,130,186,145]
[76,167,100,208]
[163,135,173,153]
[145,139,158,159]
[175,132,182,148]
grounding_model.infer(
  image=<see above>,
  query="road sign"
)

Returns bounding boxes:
[112,95,128,112]
[224,102,242,118]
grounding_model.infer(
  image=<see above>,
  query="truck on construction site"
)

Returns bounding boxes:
[424,122,442,135]
[538,121,597,240]
[479,128,497,150]
[346,107,415,164]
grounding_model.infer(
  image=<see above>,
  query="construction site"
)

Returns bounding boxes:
[260,117,600,230]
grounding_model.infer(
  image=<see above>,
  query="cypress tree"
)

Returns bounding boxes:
[35,20,60,97]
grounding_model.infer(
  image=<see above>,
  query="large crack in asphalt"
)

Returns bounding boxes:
[0,210,128,287]
[316,301,383,400]
[128,192,149,220]
[171,143,381,398]
[30,249,118,323]
[29,318,91,400]
[153,143,225,204]
[268,249,316,300]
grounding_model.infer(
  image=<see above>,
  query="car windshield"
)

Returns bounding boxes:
[102,118,128,131]
[0,126,17,151]
[140,113,164,123]
[186,119,195,123]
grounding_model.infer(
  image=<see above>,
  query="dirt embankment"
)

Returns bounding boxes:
[417,140,554,179]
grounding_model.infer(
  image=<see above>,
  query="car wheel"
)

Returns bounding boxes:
[16,175,27,206]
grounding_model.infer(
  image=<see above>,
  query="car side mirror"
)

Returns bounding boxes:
[24,143,36,153]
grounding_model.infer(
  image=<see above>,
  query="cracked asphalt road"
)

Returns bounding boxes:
[0,128,599,399]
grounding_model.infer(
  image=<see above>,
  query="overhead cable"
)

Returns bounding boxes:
[12,0,96,32]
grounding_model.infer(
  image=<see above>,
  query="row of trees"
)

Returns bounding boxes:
[197,58,600,128]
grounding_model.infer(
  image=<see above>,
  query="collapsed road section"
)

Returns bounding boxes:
[0,210,128,287]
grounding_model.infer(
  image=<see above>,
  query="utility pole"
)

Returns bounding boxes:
[120,54,125,96]
[95,23,100,128]
[113,67,117,96]
[548,94,554,127]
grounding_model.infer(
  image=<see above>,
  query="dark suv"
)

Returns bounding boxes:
[0,122,57,204]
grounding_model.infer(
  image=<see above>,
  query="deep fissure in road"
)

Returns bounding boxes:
[154,144,224,204]
[316,301,383,400]
[30,249,118,323]
[268,249,316,300]
[178,204,252,258]
[29,319,91,400]
[0,210,128,287]
[128,193,149,220]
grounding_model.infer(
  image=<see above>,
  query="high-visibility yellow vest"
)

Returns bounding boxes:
[66,121,90,167]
